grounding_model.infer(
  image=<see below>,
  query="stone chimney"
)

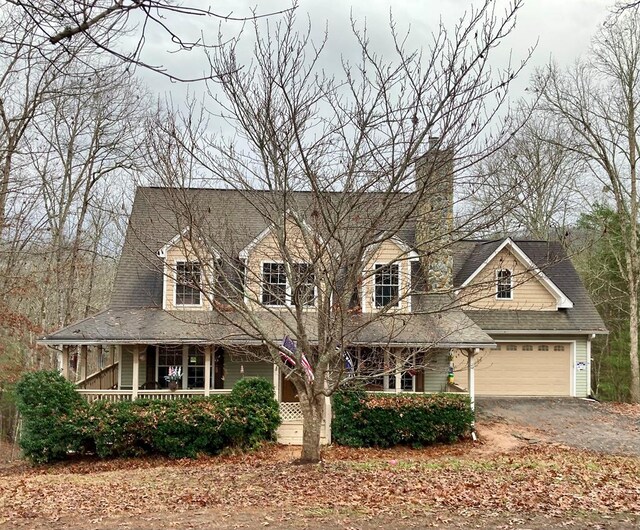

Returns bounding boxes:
[414,136,454,292]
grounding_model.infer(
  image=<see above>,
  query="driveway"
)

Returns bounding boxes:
[475,397,640,456]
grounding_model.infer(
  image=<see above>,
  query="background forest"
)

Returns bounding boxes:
[0,0,639,442]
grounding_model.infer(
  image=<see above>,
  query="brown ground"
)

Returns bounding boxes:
[0,400,639,529]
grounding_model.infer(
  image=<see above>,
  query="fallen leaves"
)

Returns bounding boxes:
[0,442,639,528]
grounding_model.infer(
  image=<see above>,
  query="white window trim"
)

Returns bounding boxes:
[259,260,317,309]
[495,268,513,300]
[173,259,204,308]
[373,262,402,310]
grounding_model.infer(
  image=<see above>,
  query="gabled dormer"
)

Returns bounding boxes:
[240,218,318,311]
[360,236,418,313]
[157,228,219,311]
[456,238,573,311]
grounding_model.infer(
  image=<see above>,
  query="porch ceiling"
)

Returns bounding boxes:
[39,307,495,349]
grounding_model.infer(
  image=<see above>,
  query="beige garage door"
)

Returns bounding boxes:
[454,343,572,396]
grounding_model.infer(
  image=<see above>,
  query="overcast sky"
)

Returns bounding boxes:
[134,0,615,104]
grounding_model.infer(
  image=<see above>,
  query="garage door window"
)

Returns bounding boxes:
[538,345,549,351]
[554,345,565,351]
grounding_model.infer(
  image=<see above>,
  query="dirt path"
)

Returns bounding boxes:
[476,397,640,456]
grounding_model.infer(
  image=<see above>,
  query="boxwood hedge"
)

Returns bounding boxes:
[15,371,280,463]
[332,385,474,448]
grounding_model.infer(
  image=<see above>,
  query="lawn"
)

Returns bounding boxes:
[0,434,639,529]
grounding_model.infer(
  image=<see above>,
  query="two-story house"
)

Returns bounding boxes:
[39,146,606,445]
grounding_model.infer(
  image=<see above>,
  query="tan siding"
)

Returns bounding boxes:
[361,239,413,313]
[164,241,214,311]
[459,248,557,311]
[574,337,588,397]
[244,222,314,311]
[453,342,572,396]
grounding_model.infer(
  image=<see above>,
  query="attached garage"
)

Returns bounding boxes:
[454,342,574,397]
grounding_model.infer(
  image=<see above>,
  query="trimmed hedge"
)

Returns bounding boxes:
[332,385,474,448]
[15,372,280,463]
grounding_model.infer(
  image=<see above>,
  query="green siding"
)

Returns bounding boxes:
[423,349,449,393]
[119,346,146,389]
[224,358,273,389]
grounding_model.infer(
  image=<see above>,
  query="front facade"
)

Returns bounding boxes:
[40,154,606,444]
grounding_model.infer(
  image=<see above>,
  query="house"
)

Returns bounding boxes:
[39,146,606,444]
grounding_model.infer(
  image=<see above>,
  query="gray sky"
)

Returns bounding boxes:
[134,0,614,103]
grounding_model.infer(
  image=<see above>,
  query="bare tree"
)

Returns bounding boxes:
[535,11,640,402]
[142,2,529,462]
[465,108,588,239]
[9,0,294,82]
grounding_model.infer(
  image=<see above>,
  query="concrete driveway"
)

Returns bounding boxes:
[475,397,640,456]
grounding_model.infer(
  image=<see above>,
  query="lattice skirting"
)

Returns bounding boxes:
[279,402,303,421]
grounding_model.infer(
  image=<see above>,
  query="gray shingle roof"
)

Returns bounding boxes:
[455,239,607,334]
[41,307,495,348]
[43,187,605,344]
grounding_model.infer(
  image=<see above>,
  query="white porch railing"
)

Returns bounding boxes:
[77,389,232,403]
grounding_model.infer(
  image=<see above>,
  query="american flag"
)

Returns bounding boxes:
[280,335,314,382]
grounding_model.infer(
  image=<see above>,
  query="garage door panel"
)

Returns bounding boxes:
[454,343,571,396]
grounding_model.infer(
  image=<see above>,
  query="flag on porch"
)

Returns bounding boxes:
[280,335,315,382]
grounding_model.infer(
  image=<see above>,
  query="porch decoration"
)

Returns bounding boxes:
[164,366,182,391]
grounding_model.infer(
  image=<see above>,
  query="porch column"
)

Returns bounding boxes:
[273,364,280,401]
[204,345,212,397]
[394,353,402,393]
[467,348,477,412]
[132,346,140,400]
[61,345,69,380]
[80,345,88,382]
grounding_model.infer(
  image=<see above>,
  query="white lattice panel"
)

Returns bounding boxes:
[279,402,303,421]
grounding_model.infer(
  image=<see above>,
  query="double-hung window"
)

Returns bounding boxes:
[374,263,399,308]
[262,263,287,306]
[175,261,201,306]
[261,262,315,307]
[293,263,315,307]
[496,269,512,300]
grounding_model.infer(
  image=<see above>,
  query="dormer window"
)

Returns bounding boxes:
[496,269,512,300]
[292,263,315,307]
[261,262,316,307]
[262,263,287,306]
[175,261,201,306]
[374,263,399,308]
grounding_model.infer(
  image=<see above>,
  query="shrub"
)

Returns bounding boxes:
[228,377,281,447]
[15,371,281,463]
[15,370,87,463]
[333,386,474,448]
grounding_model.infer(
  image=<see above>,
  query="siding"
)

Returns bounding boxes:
[451,335,590,397]
[459,247,557,311]
[224,359,273,389]
[119,345,146,389]
[361,239,413,313]
[245,221,313,311]
[423,349,449,392]
[164,240,214,311]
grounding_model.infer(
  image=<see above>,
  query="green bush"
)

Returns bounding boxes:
[15,371,281,463]
[15,370,87,463]
[228,377,281,447]
[333,385,474,448]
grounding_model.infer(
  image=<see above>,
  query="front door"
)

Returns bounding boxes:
[281,373,299,402]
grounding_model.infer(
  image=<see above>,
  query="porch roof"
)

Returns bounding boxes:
[39,307,495,349]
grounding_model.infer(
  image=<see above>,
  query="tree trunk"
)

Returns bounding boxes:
[628,282,640,402]
[298,390,325,463]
